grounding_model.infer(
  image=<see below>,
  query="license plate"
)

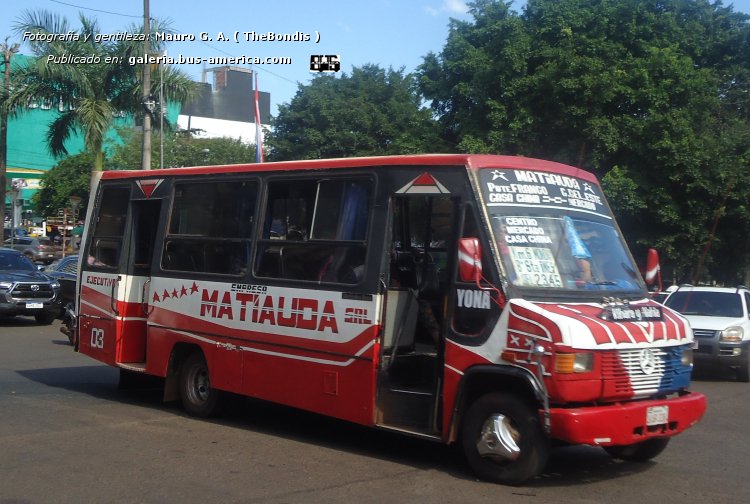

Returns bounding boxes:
[25,302,43,309]
[646,405,669,426]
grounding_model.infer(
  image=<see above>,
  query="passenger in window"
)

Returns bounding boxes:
[564,216,592,283]
[270,218,284,238]
[287,224,304,241]
[390,265,441,344]
[87,254,107,267]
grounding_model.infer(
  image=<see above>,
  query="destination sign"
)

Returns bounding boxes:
[480,168,609,219]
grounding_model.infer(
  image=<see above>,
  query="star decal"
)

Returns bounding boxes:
[149,282,201,304]
[491,170,508,181]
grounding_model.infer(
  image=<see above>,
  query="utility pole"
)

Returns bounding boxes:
[1,38,20,233]
[141,0,152,169]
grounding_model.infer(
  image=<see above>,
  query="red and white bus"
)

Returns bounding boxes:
[72,154,705,484]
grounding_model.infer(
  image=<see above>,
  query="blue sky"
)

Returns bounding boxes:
[4,0,750,116]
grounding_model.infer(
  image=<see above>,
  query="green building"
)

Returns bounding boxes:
[2,54,176,227]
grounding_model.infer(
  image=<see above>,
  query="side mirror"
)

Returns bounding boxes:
[458,237,482,283]
[645,248,662,292]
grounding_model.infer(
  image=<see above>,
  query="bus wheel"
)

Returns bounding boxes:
[179,352,219,418]
[604,438,670,462]
[460,393,549,485]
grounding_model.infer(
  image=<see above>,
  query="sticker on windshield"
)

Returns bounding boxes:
[508,246,564,288]
[481,169,610,219]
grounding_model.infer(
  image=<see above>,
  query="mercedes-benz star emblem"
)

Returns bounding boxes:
[639,348,657,375]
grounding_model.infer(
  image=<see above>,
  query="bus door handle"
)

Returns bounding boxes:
[110,275,120,316]
[141,279,153,316]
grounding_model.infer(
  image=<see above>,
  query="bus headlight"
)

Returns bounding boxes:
[555,352,594,373]
[721,326,744,343]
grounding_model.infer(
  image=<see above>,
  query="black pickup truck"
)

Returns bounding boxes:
[0,247,62,325]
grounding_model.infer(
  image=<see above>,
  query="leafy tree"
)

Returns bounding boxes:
[33,152,93,218]
[268,64,446,160]
[1,37,20,232]
[108,128,258,169]
[2,10,196,173]
[419,0,750,284]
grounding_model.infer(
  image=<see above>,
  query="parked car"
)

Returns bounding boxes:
[3,227,28,240]
[3,236,61,264]
[0,247,62,325]
[664,285,750,382]
[43,255,78,318]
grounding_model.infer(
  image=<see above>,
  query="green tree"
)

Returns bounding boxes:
[2,10,196,173]
[108,128,258,169]
[268,64,446,160]
[1,37,20,233]
[419,0,750,284]
[33,151,93,218]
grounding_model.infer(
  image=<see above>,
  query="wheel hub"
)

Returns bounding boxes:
[188,368,210,404]
[476,414,521,461]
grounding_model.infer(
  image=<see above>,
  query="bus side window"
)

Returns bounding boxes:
[256,178,371,285]
[161,180,256,276]
[452,207,498,336]
[86,186,130,269]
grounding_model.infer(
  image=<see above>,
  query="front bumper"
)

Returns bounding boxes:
[0,293,61,318]
[547,391,706,446]
[693,331,750,369]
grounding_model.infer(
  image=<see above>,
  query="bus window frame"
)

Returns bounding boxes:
[83,183,132,271]
[253,173,375,287]
[159,176,260,279]
[448,202,502,345]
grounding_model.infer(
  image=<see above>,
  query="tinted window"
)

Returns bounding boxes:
[162,180,257,276]
[86,186,130,268]
[255,177,371,284]
[0,251,35,271]
[452,207,498,336]
[665,291,744,318]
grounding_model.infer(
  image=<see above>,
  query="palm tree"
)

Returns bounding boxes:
[2,10,196,172]
[1,37,20,234]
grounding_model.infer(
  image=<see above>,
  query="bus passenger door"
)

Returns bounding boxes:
[377,193,457,436]
[78,184,131,366]
[78,183,162,369]
[119,198,162,365]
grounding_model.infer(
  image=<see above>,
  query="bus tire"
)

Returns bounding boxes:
[179,352,220,418]
[460,393,549,485]
[604,437,670,462]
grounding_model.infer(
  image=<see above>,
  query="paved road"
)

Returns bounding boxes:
[1,317,749,504]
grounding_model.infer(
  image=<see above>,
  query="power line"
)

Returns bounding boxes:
[50,0,142,19]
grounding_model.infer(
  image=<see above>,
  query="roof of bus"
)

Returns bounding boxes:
[99,154,599,183]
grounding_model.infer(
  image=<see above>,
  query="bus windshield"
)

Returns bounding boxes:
[478,166,646,297]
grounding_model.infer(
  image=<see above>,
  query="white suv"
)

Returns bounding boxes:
[664,285,750,382]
